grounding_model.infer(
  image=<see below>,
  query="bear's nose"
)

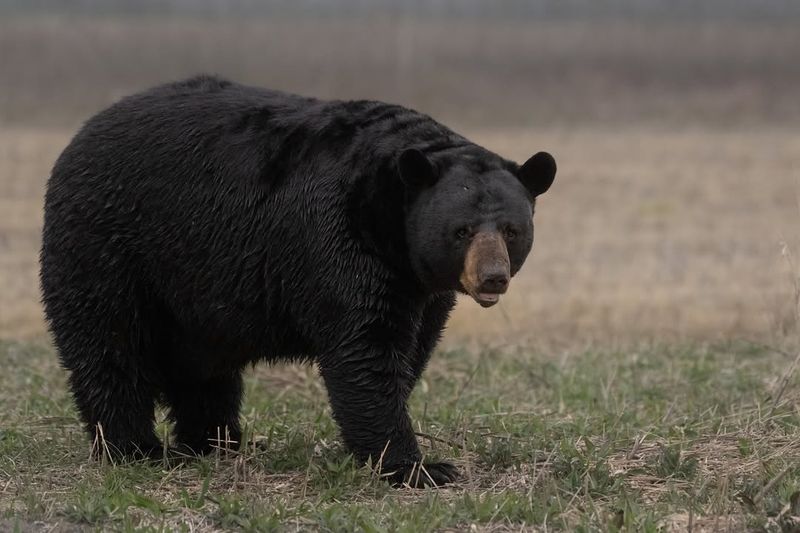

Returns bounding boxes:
[478,271,509,294]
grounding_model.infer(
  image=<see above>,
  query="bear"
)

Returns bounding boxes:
[40,75,556,487]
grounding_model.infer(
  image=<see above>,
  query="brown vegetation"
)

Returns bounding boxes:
[1,14,798,345]
[2,124,798,344]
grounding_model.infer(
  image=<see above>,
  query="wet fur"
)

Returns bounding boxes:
[40,75,544,486]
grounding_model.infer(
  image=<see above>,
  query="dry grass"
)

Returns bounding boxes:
[2,125,798,345]
[449,125,800,345]
[2,14,800,345]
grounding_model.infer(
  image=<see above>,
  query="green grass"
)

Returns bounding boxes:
[1,339,799,531]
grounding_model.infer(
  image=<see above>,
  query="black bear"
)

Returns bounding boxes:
[40,75,556,487]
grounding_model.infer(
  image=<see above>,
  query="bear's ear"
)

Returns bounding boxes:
[397,148,438,189]
[517,151,556,198]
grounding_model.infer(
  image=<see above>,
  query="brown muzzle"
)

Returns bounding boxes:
[459,231,510,307]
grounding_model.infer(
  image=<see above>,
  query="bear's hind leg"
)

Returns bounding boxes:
[58,332,161,459]
[164,371,243,455]
[41,216,163,459]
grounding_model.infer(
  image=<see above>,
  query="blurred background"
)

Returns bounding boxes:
[1,0,798,346]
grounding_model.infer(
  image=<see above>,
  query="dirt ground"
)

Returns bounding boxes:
[2,124,798,345]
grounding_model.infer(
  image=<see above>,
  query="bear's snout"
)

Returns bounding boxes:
[479,269,509,294]
[460,231,510,307]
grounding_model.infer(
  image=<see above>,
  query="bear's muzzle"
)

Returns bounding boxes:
[459,231,510,308]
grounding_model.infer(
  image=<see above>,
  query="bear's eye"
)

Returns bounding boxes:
[455,227,471,240]
[503,226,518,241]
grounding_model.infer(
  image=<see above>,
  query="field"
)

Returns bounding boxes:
[2,10,800,532]
[4,125,799,344]
[3,340,800,531]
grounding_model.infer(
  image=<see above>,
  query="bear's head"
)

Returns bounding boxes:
[400,148,556,307]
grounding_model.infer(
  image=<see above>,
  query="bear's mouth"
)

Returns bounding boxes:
[472,291,501,308]
[457,282,503,308]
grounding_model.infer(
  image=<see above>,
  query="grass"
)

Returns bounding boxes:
[2,339,799,531]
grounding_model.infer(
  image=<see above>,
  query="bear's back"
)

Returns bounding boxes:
[54,75,467,191]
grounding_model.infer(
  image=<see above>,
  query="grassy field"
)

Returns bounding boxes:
[3,11,800,532]
[2,339,800,531]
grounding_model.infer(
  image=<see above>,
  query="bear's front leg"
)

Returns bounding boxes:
[318,343,458,487]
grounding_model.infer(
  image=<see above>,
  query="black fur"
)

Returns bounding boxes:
[40,75,555,487]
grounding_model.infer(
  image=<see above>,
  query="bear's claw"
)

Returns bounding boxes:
[386,461,460,488]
